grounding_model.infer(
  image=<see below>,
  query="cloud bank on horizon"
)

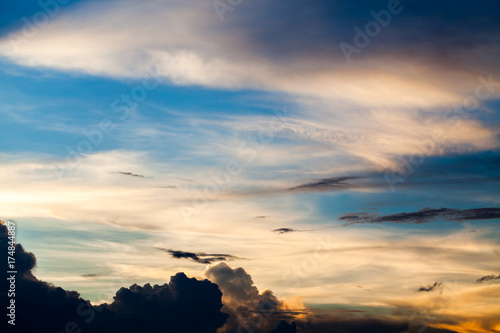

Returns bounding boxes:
[0,221,421,333]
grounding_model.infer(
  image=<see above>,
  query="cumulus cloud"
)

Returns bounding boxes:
[94,274,228,333]
[1,221,93,333]
[204,262,425,333]
[205,262,300,333]
[0,222,228,333]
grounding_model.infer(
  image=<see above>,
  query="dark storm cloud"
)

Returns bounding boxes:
[160,248,242,264]
[289,177,360,192]
[0,222,228,333]
[339,207,500,226]
[112,171,145,178]
[476,274,500,283]
[416,282,442,292]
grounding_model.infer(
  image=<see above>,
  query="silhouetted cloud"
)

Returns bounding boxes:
[94,274,228,333]
[339,208,500,226]
[0,222,228,333]
[112,171,145,178]
[476,274,500,283]
[255,215,269,219]
[1,221,94,333]
[416,282,442,292]
[272,228,311,235]
[160,248,242,264]
[289,177,360,192]
[273,228,296,234]
[272,321,297,333]
[81,273,102,278]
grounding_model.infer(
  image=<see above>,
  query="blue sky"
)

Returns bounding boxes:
[0,1,499,332]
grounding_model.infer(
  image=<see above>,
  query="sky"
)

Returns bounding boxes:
[0,0,499,332]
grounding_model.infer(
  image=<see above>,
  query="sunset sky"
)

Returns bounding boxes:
[1,1,499,332]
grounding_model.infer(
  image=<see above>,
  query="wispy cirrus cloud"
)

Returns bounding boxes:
[0,0,499,178]
[81,273,102,278]
[288,176,360,192]
[112,171,146,178]
[2,0,499,103]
